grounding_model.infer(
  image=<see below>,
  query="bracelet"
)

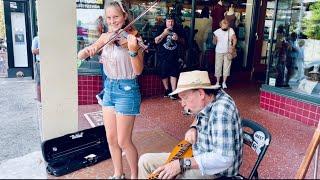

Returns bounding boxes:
[190,125,197,130]
[128,51,138,58]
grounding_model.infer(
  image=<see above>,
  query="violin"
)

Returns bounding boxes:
[96,0,161,53]
[109,27,148,52]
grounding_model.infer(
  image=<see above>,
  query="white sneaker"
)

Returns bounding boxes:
[213,83,220,89]
[222,82,227,89]
[108,174,125,179]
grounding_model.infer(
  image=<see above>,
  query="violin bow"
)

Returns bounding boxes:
[97,0,161,53]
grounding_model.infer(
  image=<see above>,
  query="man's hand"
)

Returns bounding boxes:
[32,48,39,55]
[153,160,181,179]
[163,27,172,36]
[185,128,197,144]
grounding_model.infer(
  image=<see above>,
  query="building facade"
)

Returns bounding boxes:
[2,0,318,126]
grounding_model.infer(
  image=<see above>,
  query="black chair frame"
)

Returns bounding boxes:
[241,118,272,179]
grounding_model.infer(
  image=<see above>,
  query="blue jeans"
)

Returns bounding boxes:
[102,78,141,115]
[101,64,106,86]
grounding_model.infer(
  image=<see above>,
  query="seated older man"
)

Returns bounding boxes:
[138,70,243,179]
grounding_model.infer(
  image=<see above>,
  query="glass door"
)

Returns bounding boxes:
[228,0,261,73]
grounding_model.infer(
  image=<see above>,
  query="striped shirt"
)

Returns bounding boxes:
[193,90,243,177]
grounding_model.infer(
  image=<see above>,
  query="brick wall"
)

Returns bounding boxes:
[260,90,320,127]
[78,75,103,105]
[78,74,164,105]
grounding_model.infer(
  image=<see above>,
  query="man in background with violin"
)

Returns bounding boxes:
[138,70,243,179]
[154,14,184,100]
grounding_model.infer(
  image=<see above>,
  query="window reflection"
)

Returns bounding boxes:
[267,0,320,96]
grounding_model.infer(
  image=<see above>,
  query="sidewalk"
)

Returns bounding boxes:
[0,77,43,178]
[0,77,41,162]
[0,80,318,178]
[54,82,319,179]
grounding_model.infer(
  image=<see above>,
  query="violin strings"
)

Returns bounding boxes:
[97,0,160,53]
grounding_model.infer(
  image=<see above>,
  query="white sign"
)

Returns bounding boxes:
[11,12,28,67]
[269,78,276,86]
[10,2,17,9]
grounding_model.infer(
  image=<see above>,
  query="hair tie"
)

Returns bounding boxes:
[113,0,125,13]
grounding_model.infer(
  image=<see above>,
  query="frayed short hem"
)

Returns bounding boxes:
[102,105,115,109]
[102,106,140,116]
[115,112,140,116]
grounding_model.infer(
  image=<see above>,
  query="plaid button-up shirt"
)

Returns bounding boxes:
[193,90,243,177]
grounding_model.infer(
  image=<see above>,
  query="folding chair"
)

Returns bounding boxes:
[240,118,272,179]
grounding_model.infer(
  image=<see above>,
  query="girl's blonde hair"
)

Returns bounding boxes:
[104,0,136,31]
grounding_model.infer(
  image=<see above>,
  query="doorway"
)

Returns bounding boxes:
[3,0,33,78]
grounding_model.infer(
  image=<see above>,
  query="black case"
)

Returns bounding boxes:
[41,125,111,176]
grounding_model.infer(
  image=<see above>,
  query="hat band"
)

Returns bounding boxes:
[177,83,212,89]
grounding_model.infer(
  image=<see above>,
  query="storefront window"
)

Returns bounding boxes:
[76,0,105,75]
[267,0,320,97]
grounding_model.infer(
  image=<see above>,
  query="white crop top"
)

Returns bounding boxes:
[100,45,136,79]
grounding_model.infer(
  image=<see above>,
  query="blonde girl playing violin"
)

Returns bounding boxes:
[77,0,144,179]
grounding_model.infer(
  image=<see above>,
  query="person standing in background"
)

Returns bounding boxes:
[224,4,240,32]
[211,0,226,32]
[96,16,106,36]
[154,15,183,100]
[31,34,41,102]
[213,20,237,89]
[287,32,299,84]
[295,39,305,81]
[274,25,290,86]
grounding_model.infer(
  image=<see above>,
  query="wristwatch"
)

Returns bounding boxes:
[183,158,191,170]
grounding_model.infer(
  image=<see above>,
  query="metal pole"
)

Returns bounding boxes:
[265,0,279,84]
[187,0,195,68]
[314,145,319,179]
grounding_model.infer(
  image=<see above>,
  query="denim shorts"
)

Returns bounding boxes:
[102,78,141,115]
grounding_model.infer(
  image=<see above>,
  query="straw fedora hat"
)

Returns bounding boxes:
[169,70,220,96]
